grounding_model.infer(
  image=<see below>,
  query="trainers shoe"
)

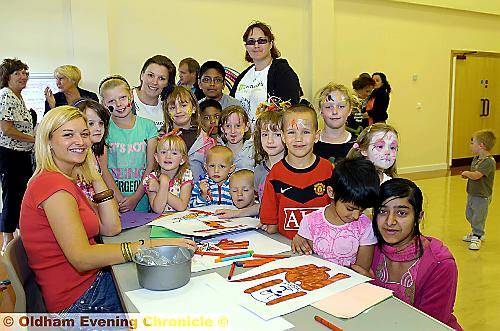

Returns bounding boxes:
[469,236,481,250]
[463,233,485,242]
[462,233,474,242]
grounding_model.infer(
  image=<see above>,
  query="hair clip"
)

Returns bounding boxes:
[157,128,182,141]
[256,96,291,118]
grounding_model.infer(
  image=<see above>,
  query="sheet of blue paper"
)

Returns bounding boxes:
[120,211,160,229]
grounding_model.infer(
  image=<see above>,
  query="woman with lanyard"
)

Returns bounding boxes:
[353,178,462,330]
[0,58,35,254]
[230,21,302,128]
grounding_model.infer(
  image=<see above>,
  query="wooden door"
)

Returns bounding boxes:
[483,57,500,155]
[452,55,488,159]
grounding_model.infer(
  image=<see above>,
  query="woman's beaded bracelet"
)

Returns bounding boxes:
[93,189,114,203]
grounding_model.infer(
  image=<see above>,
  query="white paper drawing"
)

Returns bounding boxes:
[150,205,259,237]
[191,230,290,272]
[125,273,293,331]
[209,255,370,320]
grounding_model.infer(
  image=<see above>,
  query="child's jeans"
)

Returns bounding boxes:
[466,194,491,237]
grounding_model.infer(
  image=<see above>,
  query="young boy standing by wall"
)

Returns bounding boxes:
[461,130,496,250]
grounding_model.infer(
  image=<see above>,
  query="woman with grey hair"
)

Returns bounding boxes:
[44,64,98,113]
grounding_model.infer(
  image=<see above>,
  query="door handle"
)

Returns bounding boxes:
[480,99,486,117]
[485,98,490,117]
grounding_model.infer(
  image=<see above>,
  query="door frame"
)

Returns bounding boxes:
[448,50,500,167]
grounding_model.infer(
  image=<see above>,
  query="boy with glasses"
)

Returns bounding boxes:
[198,61,241,109]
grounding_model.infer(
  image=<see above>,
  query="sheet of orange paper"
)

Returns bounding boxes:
[312,282,393,319]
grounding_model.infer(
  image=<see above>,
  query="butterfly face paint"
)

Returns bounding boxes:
[321,91,351,130]
[222,112,248,145]
[366,131,398,170]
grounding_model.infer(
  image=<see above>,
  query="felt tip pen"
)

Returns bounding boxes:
[252,254,290,259]
[235,258,275,268]
[227,262,236,280]
[314,315,343,331]
[216,252,253,262]
[219,250,254,258]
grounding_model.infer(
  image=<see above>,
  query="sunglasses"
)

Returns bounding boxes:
[245,38,269,46]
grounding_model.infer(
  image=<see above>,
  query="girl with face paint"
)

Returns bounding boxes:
[163,86,199,151]
[352,178,462,330]
[215,101,288,220]
[99,76,158,213]
[346,123,399,184]
[218,105,254,173]
[314,83,358,164]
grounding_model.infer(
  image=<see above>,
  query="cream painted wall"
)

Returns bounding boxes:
[333,0,500,172]
[2,0,499,171]
[0,0,106,92]
[390,0,500,16]
[1,1,70,72]
[106,0,312,96]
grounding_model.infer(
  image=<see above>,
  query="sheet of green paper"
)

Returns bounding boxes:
[150,226,186,239]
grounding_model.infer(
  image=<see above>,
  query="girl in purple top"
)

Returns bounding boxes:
[354,178,462,330]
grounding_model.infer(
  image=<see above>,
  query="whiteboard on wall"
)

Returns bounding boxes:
[21,73,58,123]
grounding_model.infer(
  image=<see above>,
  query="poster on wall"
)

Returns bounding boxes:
[22,73,58,122]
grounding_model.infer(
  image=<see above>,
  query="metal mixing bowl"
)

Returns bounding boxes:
[133,246,193,291]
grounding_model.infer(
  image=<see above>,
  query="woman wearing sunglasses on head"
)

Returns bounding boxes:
[230,21,302,128]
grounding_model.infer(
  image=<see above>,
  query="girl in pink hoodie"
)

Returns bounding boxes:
[354,178,462,330]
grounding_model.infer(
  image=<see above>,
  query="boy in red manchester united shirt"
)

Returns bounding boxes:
[260,105,332,240]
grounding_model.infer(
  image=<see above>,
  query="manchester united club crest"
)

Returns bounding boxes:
[313,182,325,196]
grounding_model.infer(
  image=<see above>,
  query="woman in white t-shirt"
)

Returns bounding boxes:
[230,21,302,128]
[133,55,176,131]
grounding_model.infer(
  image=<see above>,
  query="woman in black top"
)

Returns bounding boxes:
[44,65,98,113]
[230,21,302,127]
[367,72,391,124]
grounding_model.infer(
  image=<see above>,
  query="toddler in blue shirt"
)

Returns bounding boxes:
[190,146,235,207]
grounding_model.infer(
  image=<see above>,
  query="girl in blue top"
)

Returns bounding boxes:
[99,75,157,212]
